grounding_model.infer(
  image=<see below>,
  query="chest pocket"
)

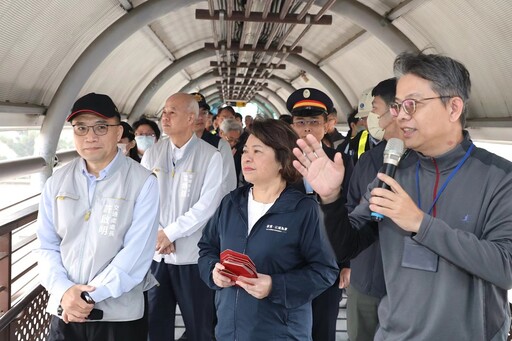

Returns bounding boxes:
[54,192,81,237]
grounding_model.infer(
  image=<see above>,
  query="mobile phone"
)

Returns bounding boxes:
[56,292,103,320]
[81,291,95,304]
[80,291,104,320]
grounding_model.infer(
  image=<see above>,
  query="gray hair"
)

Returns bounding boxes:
[393,52,471,127]
[184,94,199,119]
[220,118,243,134]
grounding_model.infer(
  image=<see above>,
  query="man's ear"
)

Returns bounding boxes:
[116,124,123,141]
[449,97,464,123]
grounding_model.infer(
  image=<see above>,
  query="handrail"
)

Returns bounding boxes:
[0,284,44,332]
[0,149,78,183]
[0,200,39,237]
[0,156,46,183]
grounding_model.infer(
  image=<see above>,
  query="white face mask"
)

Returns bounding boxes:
[117,143,128,155]
[135,136,155,152]
[367,112,385,141]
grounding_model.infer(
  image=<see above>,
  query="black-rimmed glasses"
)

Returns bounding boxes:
[72,124,119,136]
[390,96,452,117]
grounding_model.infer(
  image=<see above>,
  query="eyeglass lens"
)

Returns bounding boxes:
[73,124,110,136]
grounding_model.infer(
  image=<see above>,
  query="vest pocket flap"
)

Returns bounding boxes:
[55,192,80,201]
[152,165,170,174]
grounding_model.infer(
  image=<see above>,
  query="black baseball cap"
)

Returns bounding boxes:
[67,93,121,122]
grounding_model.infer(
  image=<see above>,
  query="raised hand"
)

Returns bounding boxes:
[292,134,345,203]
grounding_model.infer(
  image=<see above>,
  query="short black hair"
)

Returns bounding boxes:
[218,105,236,116]
[372,78,397,106]
[132,117,161,140]
[347,108,359,127]
[278,114,293,125]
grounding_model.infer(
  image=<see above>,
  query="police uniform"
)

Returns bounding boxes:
[287,88,351,341]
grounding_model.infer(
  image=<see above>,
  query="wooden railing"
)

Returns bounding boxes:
[0,196,50,341]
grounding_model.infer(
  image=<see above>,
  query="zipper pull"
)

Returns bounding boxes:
[84,210,91,221]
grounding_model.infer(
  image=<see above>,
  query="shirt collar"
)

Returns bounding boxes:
[80,148,122,180]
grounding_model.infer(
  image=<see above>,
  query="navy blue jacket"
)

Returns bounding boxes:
[198,185,339,340]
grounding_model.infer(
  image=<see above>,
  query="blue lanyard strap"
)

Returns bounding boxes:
[416,143,474,214]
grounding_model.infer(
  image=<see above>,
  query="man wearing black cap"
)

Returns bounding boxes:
[191,92,237,194]
[36,93,160,340]
[287,88,352,341]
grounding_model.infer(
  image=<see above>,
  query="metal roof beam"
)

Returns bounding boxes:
[205,42,302,54]
[0,102,46,115]
[211,61,286,70]
[196,10,332,25]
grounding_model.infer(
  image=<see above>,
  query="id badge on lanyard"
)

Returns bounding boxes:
[401,144,474,272]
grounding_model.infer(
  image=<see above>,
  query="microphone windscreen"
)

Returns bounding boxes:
[383,138,405,165]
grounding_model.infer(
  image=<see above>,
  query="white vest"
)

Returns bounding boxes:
[46,155,153,321]
[143,135,219,264]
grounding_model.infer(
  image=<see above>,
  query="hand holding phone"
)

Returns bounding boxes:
[80,291,103,320]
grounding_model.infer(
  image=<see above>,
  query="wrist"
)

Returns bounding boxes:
[320,191,340,205]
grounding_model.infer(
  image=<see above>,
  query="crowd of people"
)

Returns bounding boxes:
[36,51,512,341]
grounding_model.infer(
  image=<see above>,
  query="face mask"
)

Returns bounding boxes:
[367,112,385,141]
[135,136,155,152]
[117,143,128,155]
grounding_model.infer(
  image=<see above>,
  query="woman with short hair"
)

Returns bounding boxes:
[198,118,338,340]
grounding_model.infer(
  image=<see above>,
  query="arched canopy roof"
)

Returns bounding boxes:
[0,0,511,176]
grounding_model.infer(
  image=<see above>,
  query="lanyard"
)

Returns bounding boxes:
[416,143,474,215]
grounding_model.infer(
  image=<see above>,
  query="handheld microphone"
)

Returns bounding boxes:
[370,138,405,222]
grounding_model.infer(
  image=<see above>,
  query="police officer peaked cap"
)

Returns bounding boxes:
[286,88,333,117]
[190,92,211,111]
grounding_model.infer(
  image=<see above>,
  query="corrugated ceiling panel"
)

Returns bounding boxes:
[355,0,392,16]
[80,30,172,116]
[151,3,211,60]
[0,0,124,105]
[393,0,512,119]
[321,34,396,109]
[286,4,362,63]
[144,73,191,117]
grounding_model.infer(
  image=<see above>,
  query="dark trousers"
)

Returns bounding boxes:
[148,261,215,341]
[312,277,342,341]
[346,285,380,341]
[47,293,148,341]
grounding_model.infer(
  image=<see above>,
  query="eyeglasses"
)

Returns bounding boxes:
[225,137,240,143]
[390,96,452,117]
[293,119,323,127]
[72,124,119,136]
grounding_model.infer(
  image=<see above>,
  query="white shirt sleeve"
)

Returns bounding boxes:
[163,151,224,242]
[218,138,237,195]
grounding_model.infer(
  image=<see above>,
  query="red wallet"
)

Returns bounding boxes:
[220,249,258,281]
